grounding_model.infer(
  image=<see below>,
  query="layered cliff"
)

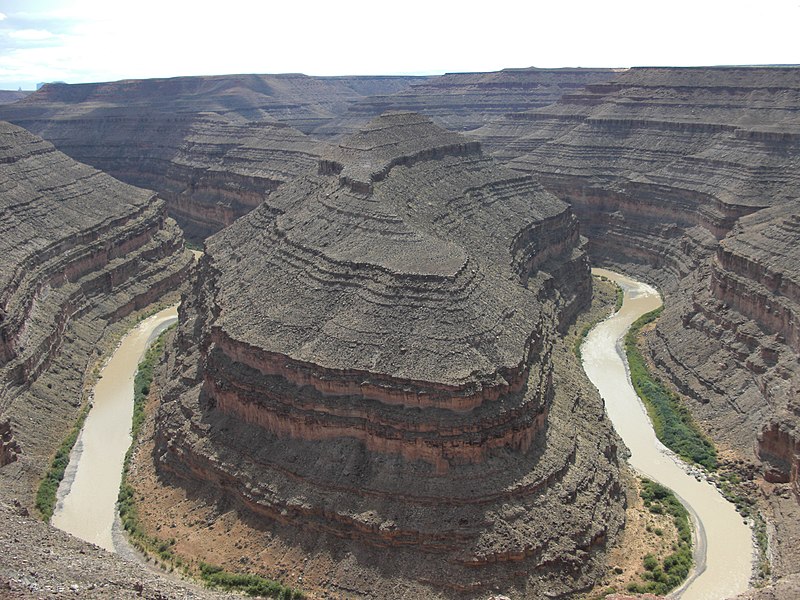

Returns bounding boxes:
[0,120,193,505]
[154,113,624,598]
[0,74,429,240]
[0,108,325,240]
[315,67,617,138]
[475,66,800,578]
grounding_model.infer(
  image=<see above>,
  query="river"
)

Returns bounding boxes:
[51,305,179,552]
[582,269,752,599]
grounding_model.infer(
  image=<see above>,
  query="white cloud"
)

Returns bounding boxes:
[8,29,55,41]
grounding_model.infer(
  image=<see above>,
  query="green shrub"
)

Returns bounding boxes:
[35,403,91,520]
[633,479,693,595]
[199,563,304,598]
[625,308,717,470]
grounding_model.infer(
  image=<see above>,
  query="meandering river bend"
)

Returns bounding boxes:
[49,269,753,597]
[582,269,752,599]
[51,305,179,552]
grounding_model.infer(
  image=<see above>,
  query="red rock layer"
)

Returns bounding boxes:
[758,420,800,498]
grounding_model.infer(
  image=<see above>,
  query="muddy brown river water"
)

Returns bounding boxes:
[583,269,752,599]
[51,305,179,551]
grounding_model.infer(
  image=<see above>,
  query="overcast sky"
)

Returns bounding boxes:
[0,0,798,90]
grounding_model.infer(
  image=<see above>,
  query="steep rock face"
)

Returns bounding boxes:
[475,66,800,577]
[156,113,623,597]
[475,67,800,444]
[0,120,192,503]
[0,418,19,467]
[0,108,325,240]
[316,68,617,138]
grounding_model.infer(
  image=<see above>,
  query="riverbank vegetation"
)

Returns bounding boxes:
[35,403,91,520]
[118,325,179,564]
[625,479,693,595]
[624,307,718,470]
[199,563,305,599]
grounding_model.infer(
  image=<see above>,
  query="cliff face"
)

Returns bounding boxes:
[315,67,618,138]
[0,121,192,504]
[0,71,615,241]
[473,66,800,576]
[155,113,623,598]
[0,108,325,241]
[472,66,800,445]
[0,74,430,240]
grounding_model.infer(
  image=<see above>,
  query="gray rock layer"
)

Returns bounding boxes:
[472,66,800,581]
[155,113,624,598]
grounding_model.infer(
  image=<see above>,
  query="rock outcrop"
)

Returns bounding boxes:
[474,66,800,579]
[472,66,800,447]
[0,418,19,467]
[0,120,193,504]
[155,113,624,598]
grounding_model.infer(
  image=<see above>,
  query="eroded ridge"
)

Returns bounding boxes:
[0,120,192,504]
[155,113,623,597]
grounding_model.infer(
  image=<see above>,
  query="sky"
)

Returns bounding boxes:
[0,0,798,90]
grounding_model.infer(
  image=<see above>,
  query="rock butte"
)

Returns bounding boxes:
[154,112,624,597]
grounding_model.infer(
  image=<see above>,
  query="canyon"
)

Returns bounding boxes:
[0,65,798,598]
[471,66,800,589]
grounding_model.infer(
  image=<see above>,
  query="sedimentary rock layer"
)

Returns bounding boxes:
[0,108,325,240]
[0,120,192,504]
[0,74,429,239]
[156,113,623,597]
[474,66,800,443]
[315,67,617,138]
[475,66,800,579]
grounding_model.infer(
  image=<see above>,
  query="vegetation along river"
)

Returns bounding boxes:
[51,305,179,552]
[582,269,753,599]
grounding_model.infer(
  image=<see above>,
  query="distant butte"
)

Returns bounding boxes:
[155,113,624,597]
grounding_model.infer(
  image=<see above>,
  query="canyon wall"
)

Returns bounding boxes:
[0,70,617,240]
[0,120,193,505]
[314,67,618,138]
[155,113,624,598]
[0,74,429,240]
[472,66,800,578]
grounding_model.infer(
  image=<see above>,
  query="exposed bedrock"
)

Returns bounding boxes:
[314,67,617,139]
[0,120,192,505]
[475,66,800,578]
[0,74,434,240]
[477,67,800,442]
[0,109,325,241]
[155,113,623,597]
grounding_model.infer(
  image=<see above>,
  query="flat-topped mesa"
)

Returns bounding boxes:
[0,120,192,503]
[193,113,584,469]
